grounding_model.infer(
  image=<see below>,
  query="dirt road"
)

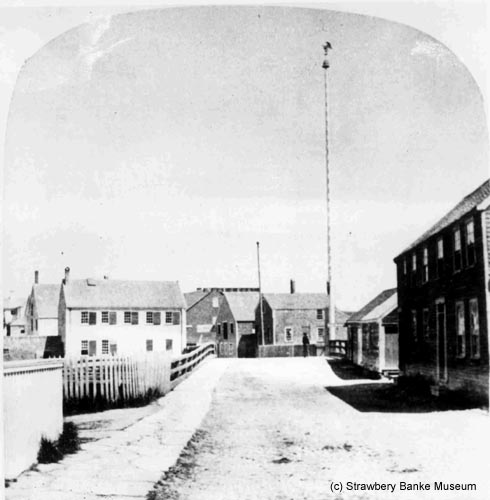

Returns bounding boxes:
[149,357,489,500]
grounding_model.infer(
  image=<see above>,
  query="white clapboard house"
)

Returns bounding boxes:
[58,268,187,357]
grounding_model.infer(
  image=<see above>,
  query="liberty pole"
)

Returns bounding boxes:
[323,41,335,355]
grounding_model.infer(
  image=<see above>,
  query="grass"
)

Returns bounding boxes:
[63,387,164,416]
[37,421,81,464]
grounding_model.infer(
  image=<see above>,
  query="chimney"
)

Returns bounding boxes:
[64,267,70,284]
[290,279,296,294]
[34,270,39,285]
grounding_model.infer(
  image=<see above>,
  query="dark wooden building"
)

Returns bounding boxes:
[394,179,490,402]
[216,292,259,358]
[185,287,259,347]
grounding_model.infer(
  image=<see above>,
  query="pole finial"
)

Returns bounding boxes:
[323,41,332,69]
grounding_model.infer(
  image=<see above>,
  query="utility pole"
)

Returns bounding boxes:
[323,41,335,355]
[256,241,265,351]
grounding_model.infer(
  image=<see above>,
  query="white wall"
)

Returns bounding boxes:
[3,359,63,479]
[65,309,186,358]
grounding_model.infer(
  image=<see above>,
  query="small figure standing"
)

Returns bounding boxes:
[302,332,310,357]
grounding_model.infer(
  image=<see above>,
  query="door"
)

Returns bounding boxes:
[436,300,447,382]
[384,326,399,370]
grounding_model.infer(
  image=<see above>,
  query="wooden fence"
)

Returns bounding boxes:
[62,342,216,404]
[170,342,216,389]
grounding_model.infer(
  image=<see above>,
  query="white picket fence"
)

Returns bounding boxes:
[62,342,216,404]
[63,353,170,402]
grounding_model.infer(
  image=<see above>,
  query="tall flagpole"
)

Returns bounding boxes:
[323,41,335,355]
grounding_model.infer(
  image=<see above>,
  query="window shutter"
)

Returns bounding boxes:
[173,311,181,325]
[89,312,97,325]
[153,312,161,325]
[131,311,139,325]
[109,312,117,325]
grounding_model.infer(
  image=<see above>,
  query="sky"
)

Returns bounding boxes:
[1,2,489,311]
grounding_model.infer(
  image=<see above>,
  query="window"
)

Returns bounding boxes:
[102,311,109,323]
[109,312,117,325]
[454,227,462,272]
[411,310,418,342]
[102,339,109,355]
[469,298,480,359]
[81,340,88,355]
[230,323,234,334]
[223,322,228,340]
[165,312,173,324]
[422,247,429,283]
[403,258,407,275]
[124,311,131,324]
[316,309,324,320]
[437,237,444,278]
[285,327,293,342]
[455,301,465,358]
[31,319,33,331]
[217,324,221,336]
[172,312,181,325]
[89,312,97,325]
[146,312,154,324]
[35,319,38,331]
[81,311,89,324]
[422,308,430,341]
[318,327,325,338]
[146,339,153,352]
[466,219,476,266]
[411,253,417,286]
[166,339,173,351]
[212,297,219,308]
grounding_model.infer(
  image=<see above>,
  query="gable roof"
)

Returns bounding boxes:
[184,290,209,310]
[33,284,60,318]
[263,293,329,310]
[63,279,185,309]
[3,297,25,311]
[397,179,490,258]
[223,292,259,322]
[347,288,397,323]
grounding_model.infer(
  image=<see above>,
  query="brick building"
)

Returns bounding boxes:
[394,179,490,402]
[256,292,329,356]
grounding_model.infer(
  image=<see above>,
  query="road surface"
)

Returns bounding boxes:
[149,357,489,500]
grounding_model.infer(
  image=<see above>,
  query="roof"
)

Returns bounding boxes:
[184,290,209,309]
[397,179,490,257]
[347,288,397,323]
[3,297,25,311]
[223,292,260,322]
[263,293,329,310]
[63,279,185,309]
[33,284,60,318]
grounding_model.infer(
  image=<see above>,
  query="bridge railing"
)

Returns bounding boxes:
[328,340,348,357]
[170,342,216,389]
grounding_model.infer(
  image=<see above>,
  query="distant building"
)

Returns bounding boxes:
[59,268,187,357]
[25,271,59,336]
[394,179,490,402]
[256,291,328,356]
[185,287,259,346]
[3,298,26,336]
[216,291,259,358]
[346,288,398,375]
